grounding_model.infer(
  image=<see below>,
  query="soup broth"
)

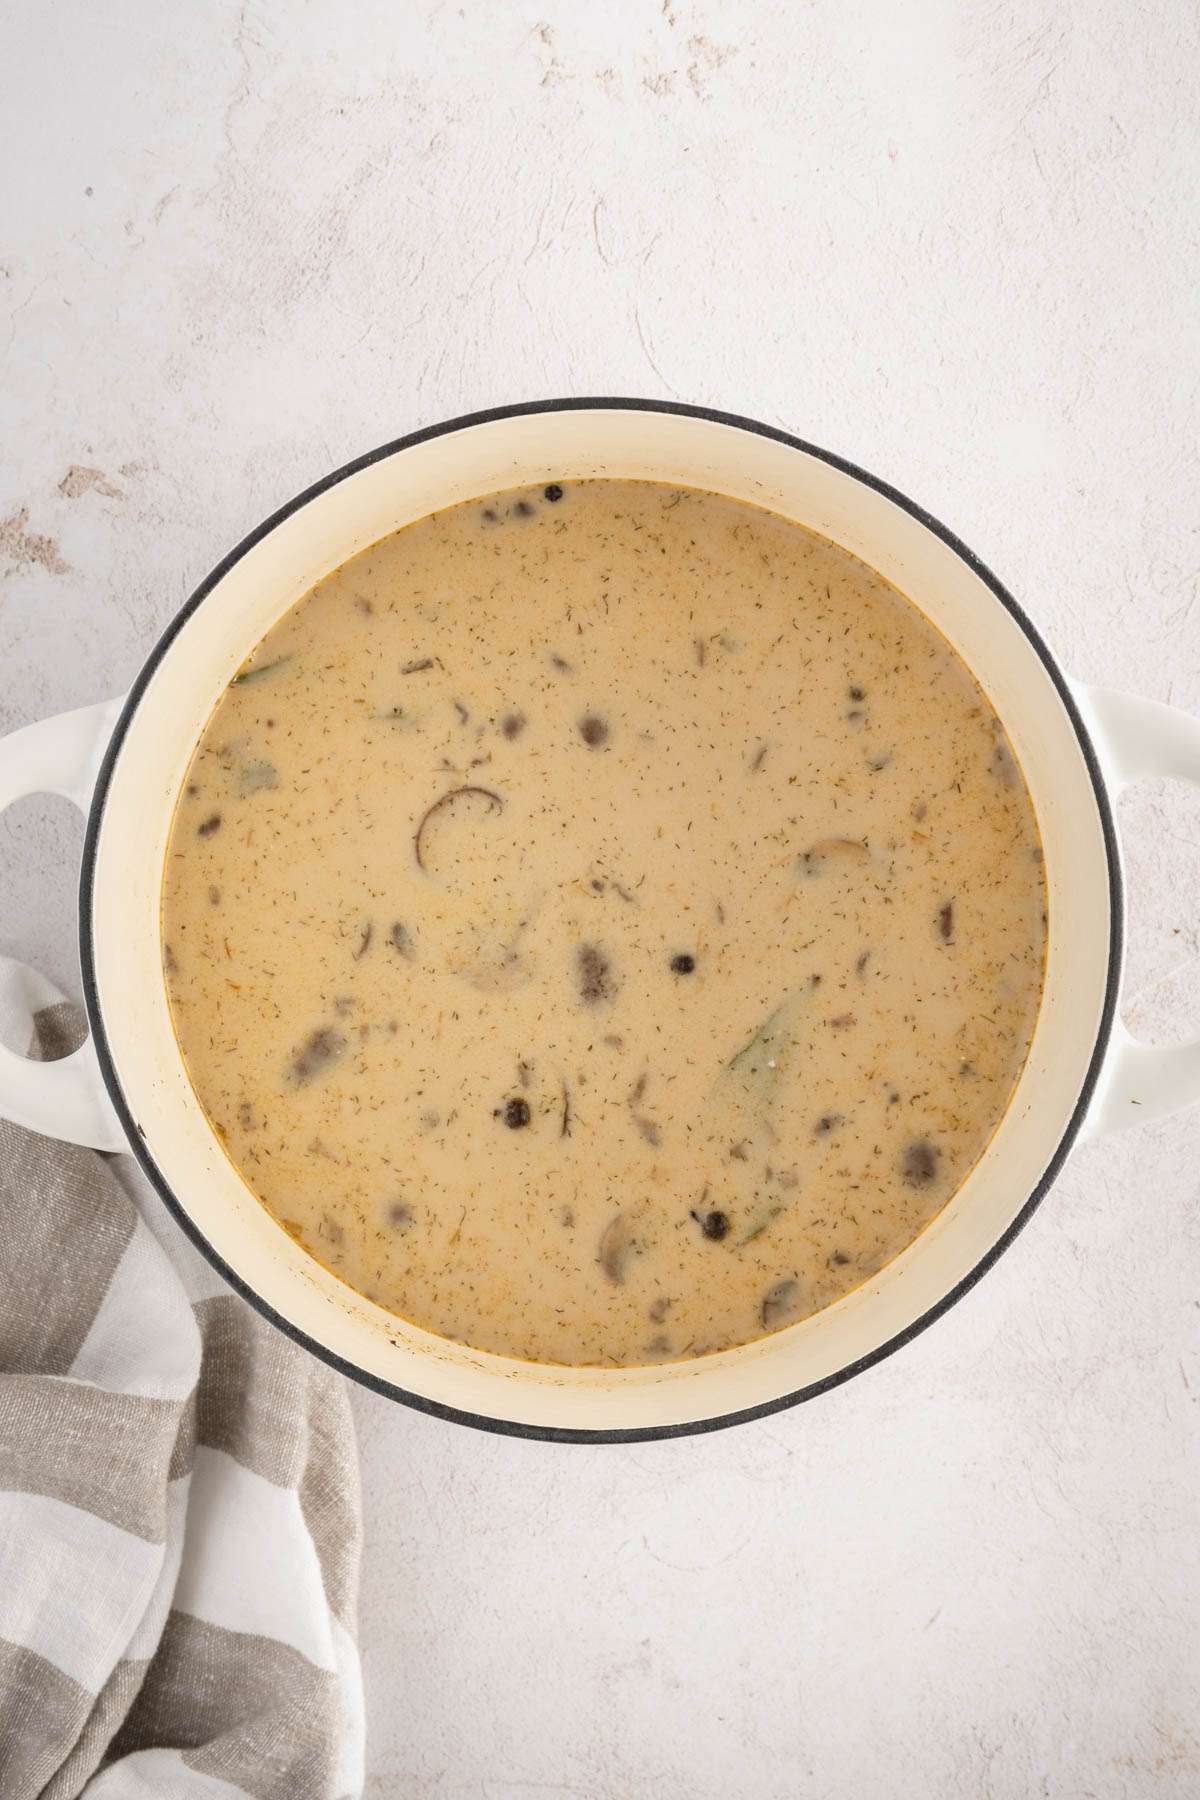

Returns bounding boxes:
[161,481,1046,1365]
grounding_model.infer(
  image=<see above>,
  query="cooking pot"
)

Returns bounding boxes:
[3,399,1197,1441]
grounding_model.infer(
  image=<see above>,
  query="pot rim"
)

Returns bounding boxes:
[77,396,1124,1444]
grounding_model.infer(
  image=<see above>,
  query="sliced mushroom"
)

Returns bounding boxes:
[577,942,617,1006]
[760,1278,802,1330]
[388,921,416,959]
[901,1139,939,1186]
[797,837,869,877]
[413,784,504,872]
[287,1027,346,1086]
[598,1212,634,1284]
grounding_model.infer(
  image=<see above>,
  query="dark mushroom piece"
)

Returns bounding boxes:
[797,837,868,877]
[578,714,609,748]
[577,943,617,1005]
[760,1278,802,1330]
[388,922,416,959]
[598,1213,634,1284]
[901,1139,939,1186]
[287,1028,345,1086]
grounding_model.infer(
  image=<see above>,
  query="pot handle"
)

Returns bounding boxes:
[0,698,128,1150]
[1075,684,1200,1138]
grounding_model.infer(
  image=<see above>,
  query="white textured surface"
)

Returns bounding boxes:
[3,3,1199,1794]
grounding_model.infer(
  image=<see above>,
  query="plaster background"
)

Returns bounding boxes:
[2,4,1197,1794]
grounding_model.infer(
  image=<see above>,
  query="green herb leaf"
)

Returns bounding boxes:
[231,654,293,686]
[238,759,279,796]
[726,1004,787,1077]
[714,990,810,1151]
[739,1202,783,1246]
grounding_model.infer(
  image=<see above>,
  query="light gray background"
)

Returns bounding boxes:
[3,3,1198,1794]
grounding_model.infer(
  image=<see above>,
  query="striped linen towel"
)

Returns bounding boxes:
[0,958,364,1799]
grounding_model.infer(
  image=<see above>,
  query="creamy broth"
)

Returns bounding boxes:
[162,481,1045,1365]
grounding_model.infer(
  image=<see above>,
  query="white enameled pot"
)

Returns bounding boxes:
[3,400,1198,1442]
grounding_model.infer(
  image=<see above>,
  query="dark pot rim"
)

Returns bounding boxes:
[77,396,1123,1444]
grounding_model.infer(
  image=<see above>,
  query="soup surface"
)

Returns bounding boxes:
[162,481,1045,1365]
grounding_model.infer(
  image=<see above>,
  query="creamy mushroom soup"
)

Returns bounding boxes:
[161,481,1046,1365]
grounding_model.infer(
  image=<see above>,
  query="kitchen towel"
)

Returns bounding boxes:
[0,957,364,1800]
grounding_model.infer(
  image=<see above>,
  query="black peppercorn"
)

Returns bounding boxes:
[501,1097,531,1130]
[691,1208,730,1240]
[670,953,696,974]
[544,483,564,502]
